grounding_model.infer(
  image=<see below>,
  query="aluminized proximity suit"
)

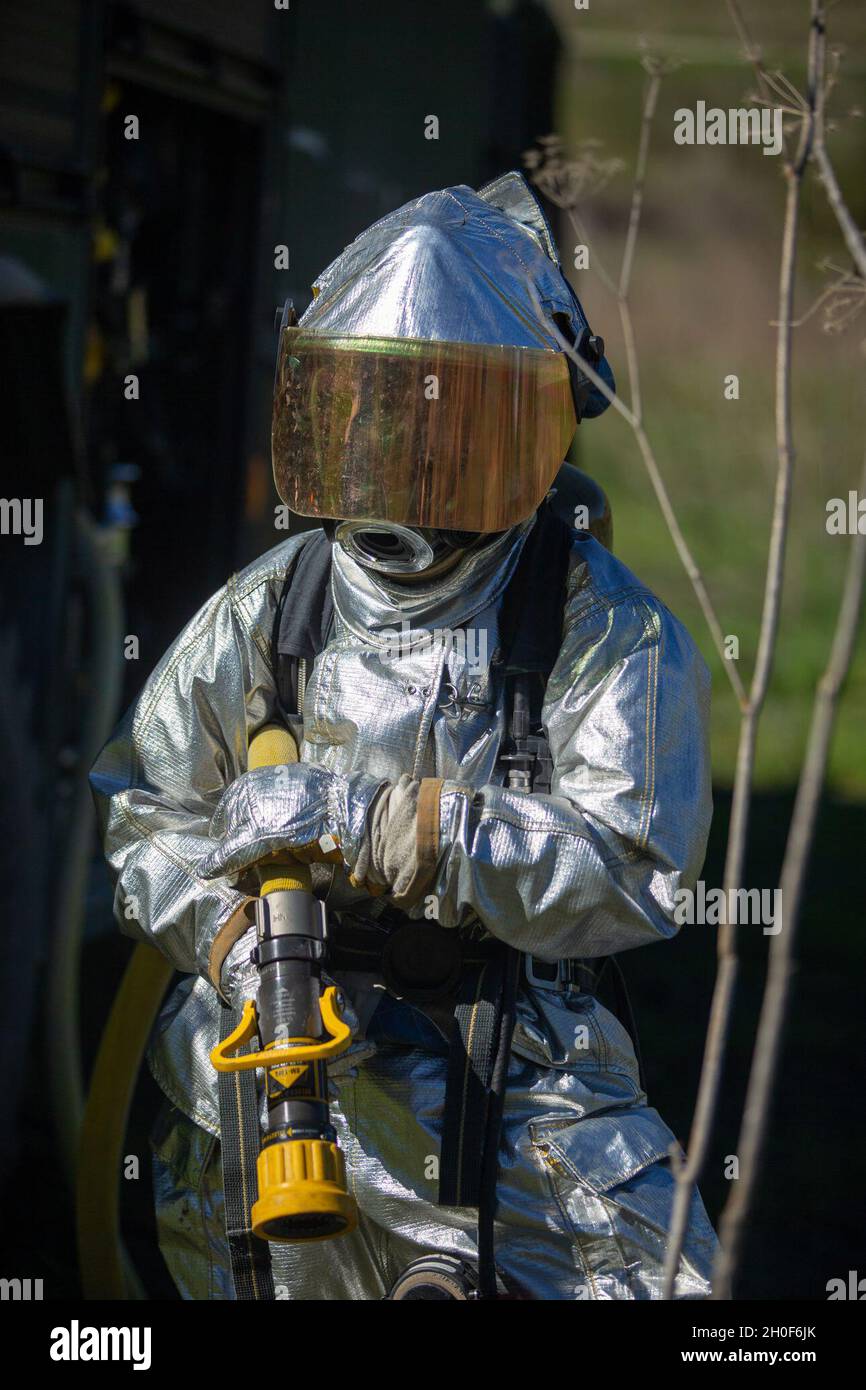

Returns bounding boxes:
[90,174,718,1300]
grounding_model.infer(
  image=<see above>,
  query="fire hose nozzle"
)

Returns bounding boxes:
[208,723,358,1242]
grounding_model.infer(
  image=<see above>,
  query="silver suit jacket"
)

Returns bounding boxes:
[90,517,712,1141]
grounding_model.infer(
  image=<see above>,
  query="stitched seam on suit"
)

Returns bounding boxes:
[231,532,326,669]
[563,582,649,632]
[130,605,225,751]
[321,648,341,740]
[540,1156,661,1297]
[114,794,239,914]
[624,608,660,859]
[592,1175,710,1288]
[530,1135,607,1299]
[597,1166,709,1275]
[636,645,653,850]
[586,1003,610,1072]
[640,637,659,849]
[129,559,281,759]
[597,1191,636,1295]
[563,589,666,671]
[443,788,616,860]
[539,1163,602,1299]
[411,647,448,777]
[231,550,299,603]
[471,806,600,844]
[133,555,292,741]
[566,591,663,865]
[449,799,623,871]
[118,593,243,884]
[147,1051,219,1135]
[545,1133,670,1200]
[229,575,273,671]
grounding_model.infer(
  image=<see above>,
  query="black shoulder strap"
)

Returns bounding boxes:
[271,528,334,720]
[270,505,575,725]
[498,500,575,680]
[495,501,575,750]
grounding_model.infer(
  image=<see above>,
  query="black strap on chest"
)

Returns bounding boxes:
[270,502,574,732]
[497,500,574,679]
[271,526,334,722]
[495,500,574,793]
[435,504,573,1230]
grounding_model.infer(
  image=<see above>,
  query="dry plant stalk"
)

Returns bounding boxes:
[714,450,866,1297]
[710,0,866,1299]
[527,74,748,710]
[529,0,865,1300]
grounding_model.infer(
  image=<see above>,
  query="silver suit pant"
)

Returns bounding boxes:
[152,1034,716,1301]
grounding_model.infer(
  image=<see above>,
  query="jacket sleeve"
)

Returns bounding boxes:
[89,551,294,987]
[432,559,713,961]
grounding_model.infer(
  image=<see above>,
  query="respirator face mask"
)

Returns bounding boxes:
[333,520,485,578]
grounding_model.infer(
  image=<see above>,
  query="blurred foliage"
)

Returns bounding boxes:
[545,0,866,794]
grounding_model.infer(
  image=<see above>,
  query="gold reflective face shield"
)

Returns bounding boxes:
[272,330,577,532]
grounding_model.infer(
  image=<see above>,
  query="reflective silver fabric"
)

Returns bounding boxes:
[295,171,614,419]
[303,177,589,354]
[92,524,716,1300]
[153,1032,717,1301]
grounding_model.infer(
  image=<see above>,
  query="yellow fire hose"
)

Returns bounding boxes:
[78,724,355,1297]
[77,941,173,1299]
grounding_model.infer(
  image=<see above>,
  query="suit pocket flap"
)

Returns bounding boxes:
[531,1106,678,1194]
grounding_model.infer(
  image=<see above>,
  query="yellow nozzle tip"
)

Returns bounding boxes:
[252,1139,358,1243]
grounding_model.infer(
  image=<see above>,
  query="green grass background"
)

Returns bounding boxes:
[551,0,866,796]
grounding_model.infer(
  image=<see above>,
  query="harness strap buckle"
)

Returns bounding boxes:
[525,954,573,993]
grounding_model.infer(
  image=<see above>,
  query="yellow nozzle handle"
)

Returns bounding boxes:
[210,986,352,1073]
[248,723,312,895]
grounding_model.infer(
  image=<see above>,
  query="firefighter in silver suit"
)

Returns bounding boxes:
[91,172,717,1300]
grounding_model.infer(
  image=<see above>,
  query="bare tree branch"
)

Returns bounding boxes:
[788,260,865,333]
[538,302,748,709]
[812,9,866,278]
[709,0,866,1301]
[726,0,794,160]
[730,0,866,283]
[527,73,748,708]
[533,0,862,1300]
[662,0,822,1300]
[620,68,659,303]
[813,100,866,279]
[713,445,866,1298]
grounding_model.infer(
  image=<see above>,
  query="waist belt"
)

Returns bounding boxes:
[329,916,593,999]
[328,913,593,1216]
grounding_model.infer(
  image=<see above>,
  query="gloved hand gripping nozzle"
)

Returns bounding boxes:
[210,724,358,1242]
